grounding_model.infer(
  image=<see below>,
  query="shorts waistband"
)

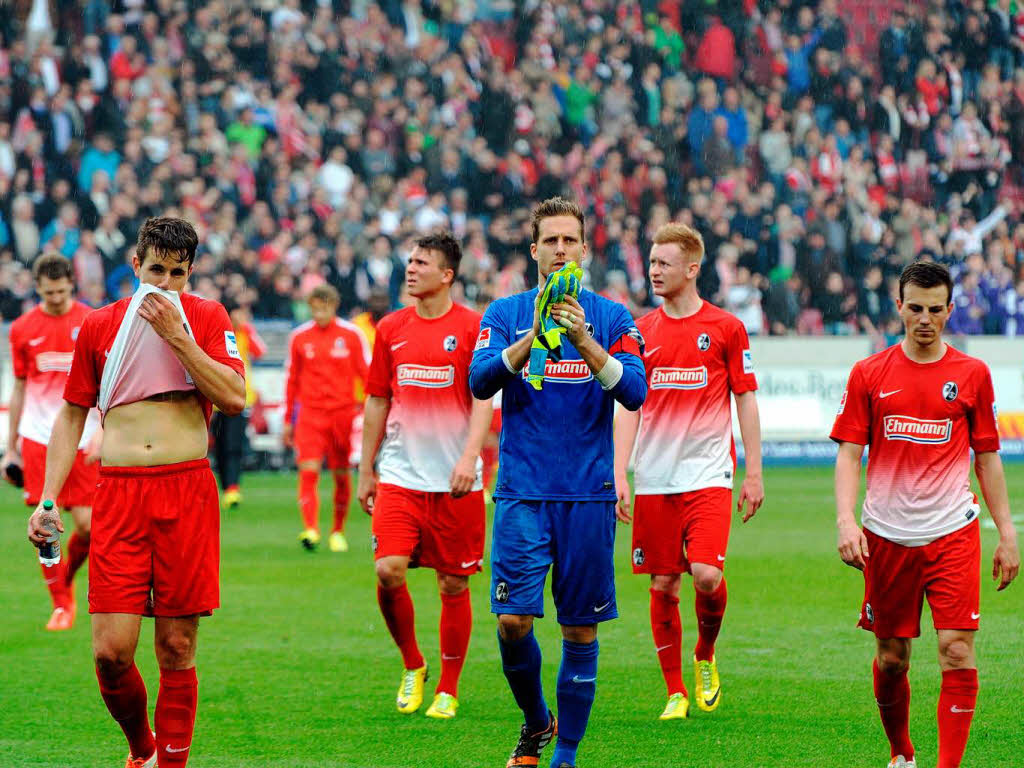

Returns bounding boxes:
[100,458,210,478]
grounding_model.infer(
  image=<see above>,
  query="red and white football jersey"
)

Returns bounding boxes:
[64,293,246,426]
[366,303,482,492]
[633,302,758,494]
[284,318,371,420]
[831,343,1000,546]
[10,302,100,447]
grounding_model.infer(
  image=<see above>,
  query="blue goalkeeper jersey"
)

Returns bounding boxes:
[469,288,647,501]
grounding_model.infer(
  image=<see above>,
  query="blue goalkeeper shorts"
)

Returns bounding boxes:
[490,498,618,626]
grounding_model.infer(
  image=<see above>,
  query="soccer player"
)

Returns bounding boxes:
[613,223,764,720]
[358,232,492,720]
[212,297,266,508]
[832,261,1019,768]
[27,217,246,768]
[469,198,647,768]
[4,255,101,630]
[283,283,370,552]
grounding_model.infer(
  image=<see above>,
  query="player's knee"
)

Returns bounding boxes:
[93,647,135,681]
[561,624,597,644]
[375,558,406,588]
[650,574,681,594]
[692,567,723,594]
[938,637,973,668]
[437,573,469,595]
[876,641,910,673]
[156,631,197,668]
[497,614,532,642]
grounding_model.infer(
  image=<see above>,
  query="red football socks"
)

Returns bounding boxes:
[298,469,319,530]
[97,663,156,761]
[873,660,914,760]
[65,531,90,586]
[937,667,978,768]
[437,589,472,696]
[694,578,727,662]
[649,587,686,696]
[40,555,71,609]
[332,470,351,534]
[156,667,199,767]
[378,583,425,670]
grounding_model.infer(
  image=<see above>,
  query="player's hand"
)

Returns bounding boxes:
[992,533,1020,591]
[837,518,869,570]
[1,449,21,484]
[615,473,632,524]
[138,293,186,341]
[449,453,476,498]
[551,296,588,345]
[27,501,64,547]
[281,423,294,449]
[357,472,377,516]
[737,472,764,523]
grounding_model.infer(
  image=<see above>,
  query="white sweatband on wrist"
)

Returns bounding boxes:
[502,348,524,374]
[595,355,623,390]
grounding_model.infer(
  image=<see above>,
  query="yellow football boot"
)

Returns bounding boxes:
[396,664,428,714]
[425,691,458,719]
[659,691,690,720]
[694,656,721,712]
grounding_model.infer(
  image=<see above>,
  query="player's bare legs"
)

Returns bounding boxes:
[376,555,428,711]
[297,458,322,548]
[92,613,157,764]
[874,637,915,765]
[429,572,472,717]
[649,574,687,705]
[935,630,978,768]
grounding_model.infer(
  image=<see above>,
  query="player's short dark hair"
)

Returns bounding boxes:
[32,254,74,283]
[309,283,341,306]
[531,197,585,244]
[416,231,463,275]
[136,216,200,266]
[899,261,953,304]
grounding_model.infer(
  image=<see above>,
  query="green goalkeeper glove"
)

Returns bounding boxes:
[526,261,584,390]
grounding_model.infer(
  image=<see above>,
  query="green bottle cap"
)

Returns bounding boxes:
[42,500,55,511]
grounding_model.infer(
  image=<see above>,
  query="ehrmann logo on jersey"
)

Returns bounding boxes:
[397,364,455,388]
[883,415,953,444]
[35,351,75,373]
[650,366,708,390]
[521,359,594,383]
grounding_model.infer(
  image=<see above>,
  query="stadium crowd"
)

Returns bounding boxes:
[2,0,1024,342]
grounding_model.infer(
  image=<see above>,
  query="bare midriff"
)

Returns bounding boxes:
[101,390,208,466]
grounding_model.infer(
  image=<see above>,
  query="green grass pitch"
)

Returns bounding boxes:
[1,466,1022,767]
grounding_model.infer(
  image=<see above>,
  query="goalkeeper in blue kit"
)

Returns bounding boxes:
[469,198,647,768]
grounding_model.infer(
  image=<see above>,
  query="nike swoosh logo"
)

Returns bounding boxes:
[950,705,974,713]
[29,336,46,346]
[716,554,726,562]
[593,601,611,613]
[643,346,661,358]
[971,612,980,620]
[104,348,111,358]
[571,675,597,684]
[391,341,408,351]
[655,644,673,652]
[879,389,901,399]
[515,328,532,335]
[460,560,479,569]
[442,654,461,661]
[166,744,191,753]
[704,689,721,707]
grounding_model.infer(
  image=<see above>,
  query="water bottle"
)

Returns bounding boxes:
[38,500,61,567]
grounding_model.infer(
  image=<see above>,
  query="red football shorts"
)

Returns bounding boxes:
[859,521,981,638]
[632,487,732,574]
[89,459,220,617]
[372,483,485,575]
[21,436,98,508]
[294,406,355,469]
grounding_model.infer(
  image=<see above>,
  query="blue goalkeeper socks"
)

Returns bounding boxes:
[552,638,599,767]
[498,628,549,732]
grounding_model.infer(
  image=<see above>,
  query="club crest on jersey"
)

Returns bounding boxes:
[521,359,594,384]
[650,366,708,390]
[474,327,491,350]
[495,581,509,603]
[71,326,80,342]
[443,334,458,352]
[632,547,645,566]
[697,333,711,351]
[397,364,455,388]
[883,415,952,444]
[330,337,350,358]
[942,381,958,402]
